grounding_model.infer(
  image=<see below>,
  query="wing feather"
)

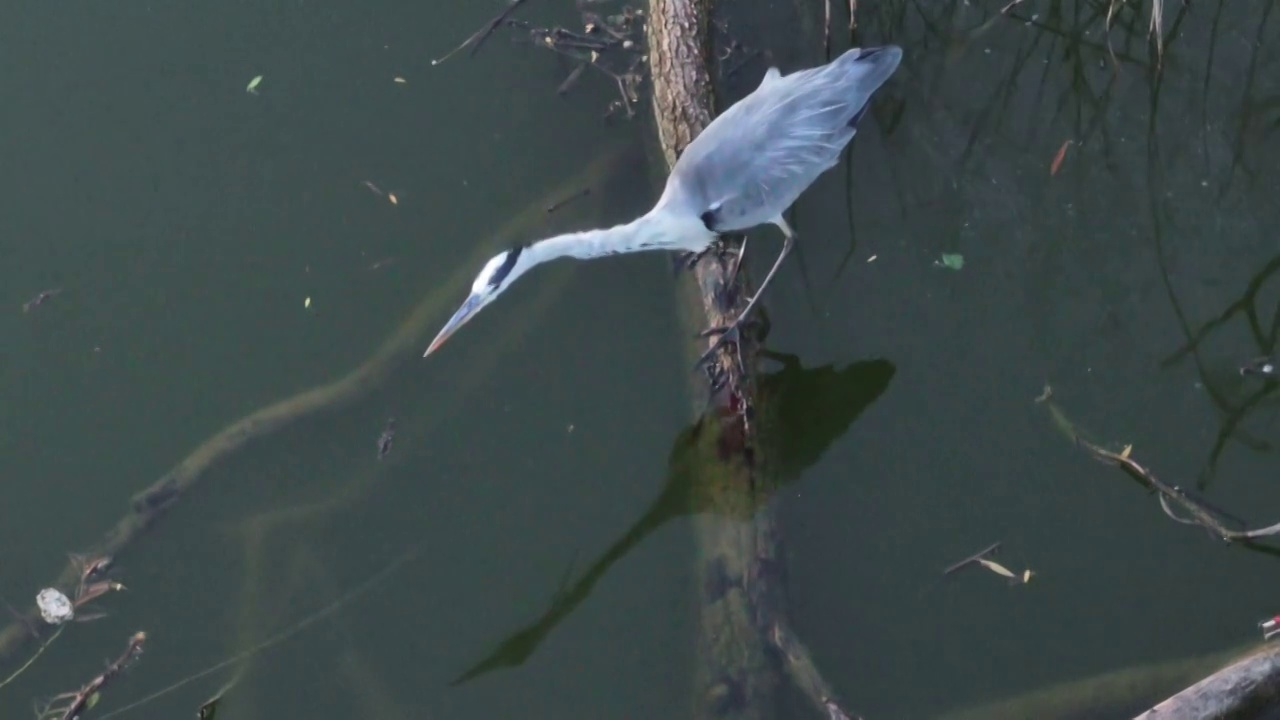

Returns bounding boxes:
[668,47,900,232]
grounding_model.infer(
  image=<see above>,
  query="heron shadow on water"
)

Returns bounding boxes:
[421,45,905,370]
[447,351,896,685]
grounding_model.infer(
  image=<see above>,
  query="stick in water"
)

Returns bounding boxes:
[943,541,1002,575]
[431,0,531,65]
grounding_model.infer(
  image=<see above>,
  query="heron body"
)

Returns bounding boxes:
[424,45,903,360]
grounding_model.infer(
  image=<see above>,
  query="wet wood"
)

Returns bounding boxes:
[648,0,755,402]
[646,0,855,718]
[1135,642,1280,720]
[936,640,1280,720]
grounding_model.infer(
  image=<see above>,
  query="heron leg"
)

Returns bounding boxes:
[725,236,749,283]
[694,228,796,370]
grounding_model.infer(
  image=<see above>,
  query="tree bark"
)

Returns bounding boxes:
[1134,642,1280,719]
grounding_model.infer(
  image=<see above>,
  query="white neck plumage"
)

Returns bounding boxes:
[521,205,714,267]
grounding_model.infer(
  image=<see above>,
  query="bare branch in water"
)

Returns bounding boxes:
[1039,389,1280,546]
[556,63,587,95]
[36,631,145,720]
[431,0,532,66]
[943,541,1002,575]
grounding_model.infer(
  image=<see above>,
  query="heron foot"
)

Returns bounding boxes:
[692,315,764,371]
[696,317,765,340]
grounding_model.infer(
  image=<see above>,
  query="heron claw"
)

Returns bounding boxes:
[695,317,764,340]
[693,315,761,370]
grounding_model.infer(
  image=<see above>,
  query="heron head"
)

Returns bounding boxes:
[424,245,532,357]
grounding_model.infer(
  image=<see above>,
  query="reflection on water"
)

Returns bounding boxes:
[452,353,894,686]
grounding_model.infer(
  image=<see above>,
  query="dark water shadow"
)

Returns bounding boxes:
[1156,250,1280,490]
[1144,1,1280,489]
[449,353,895,686]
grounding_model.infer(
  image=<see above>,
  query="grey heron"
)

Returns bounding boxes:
[423,45,903,366]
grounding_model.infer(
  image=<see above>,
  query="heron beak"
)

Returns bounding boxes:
[424,293,484,357]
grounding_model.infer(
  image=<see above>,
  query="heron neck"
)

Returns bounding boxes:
[525,207,708,265]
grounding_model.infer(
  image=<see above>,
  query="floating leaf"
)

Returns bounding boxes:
[246,75,263,94]
[1050,139,1072,176]
[938,253,964,271]
[977,558,1017,579]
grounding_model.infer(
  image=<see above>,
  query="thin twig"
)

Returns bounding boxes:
[37,631,145,720]
[1041,393,1280,544]
[943,541,1002,575]
[556,63,587,95]
[613,75,634,118]
[431,0,531,66]
[0,626,63,689]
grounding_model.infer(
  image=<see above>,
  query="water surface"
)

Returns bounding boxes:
[2,1,1278,719]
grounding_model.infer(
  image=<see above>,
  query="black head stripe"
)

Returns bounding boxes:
[488,245,525,288]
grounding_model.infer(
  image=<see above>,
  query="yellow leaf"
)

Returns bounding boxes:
[393,77,407,84]
[1120,444,1133,459]
[304,297,311,308]
[1022,569,1034,584]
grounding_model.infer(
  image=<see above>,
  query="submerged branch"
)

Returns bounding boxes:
[36,631,145,720]
[431,0,532,65]
[1037,387,1280,547]
[0,145,631,667]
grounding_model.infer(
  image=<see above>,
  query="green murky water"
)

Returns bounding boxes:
[1,1,1277,718]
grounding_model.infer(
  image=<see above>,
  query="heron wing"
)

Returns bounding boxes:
[671,48,898,232]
